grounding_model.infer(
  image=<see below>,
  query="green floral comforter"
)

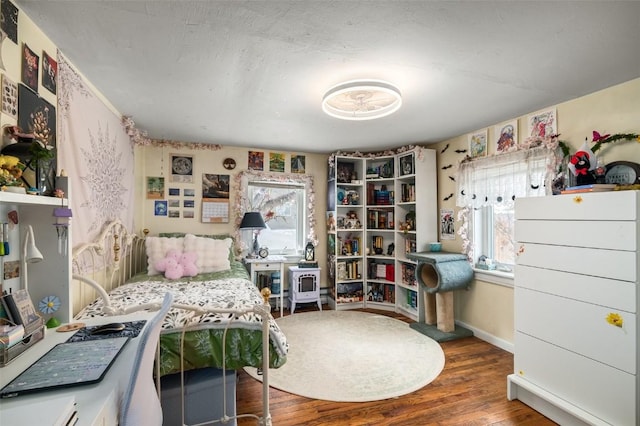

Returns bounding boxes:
[76,261,288,375]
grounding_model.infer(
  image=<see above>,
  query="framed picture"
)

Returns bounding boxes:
[168,187,180,196]
[495,120,518,153]
[336,162,355,183]
[202,173,230,199]
[1,0,19,44]
[469,129,488,158]
[399,153,414,176]
[527,108,557,139]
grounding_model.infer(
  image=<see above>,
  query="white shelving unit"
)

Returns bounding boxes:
[326,148,437,320]
[0,192,72,323]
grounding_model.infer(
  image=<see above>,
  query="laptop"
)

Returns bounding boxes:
[0,336,129,398]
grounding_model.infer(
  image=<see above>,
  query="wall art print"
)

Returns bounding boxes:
[468,129,488,158]
[291,154,306,174]
[154,200,168,216]
[248,151,264,171]
[269,152,285,172]
[146,176,164,199]
[1,73,17,118]
[202,173,230,199]
[21,43,39,92]
[57,54,135,248]
[527,108,557,139]
[495,120,518,153]
[440,208,455,240]
[41,50,57,94]
[170,154,193,183]
[1,0,18,44]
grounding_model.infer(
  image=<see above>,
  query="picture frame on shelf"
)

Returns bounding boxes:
[336,162,355,183]
[399,153,414,176]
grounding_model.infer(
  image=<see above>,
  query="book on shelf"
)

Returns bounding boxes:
[560,183,617,194]
[1,290,43,336]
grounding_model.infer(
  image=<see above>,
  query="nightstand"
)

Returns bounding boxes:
[243,256,285,316]
[288,266,321,314]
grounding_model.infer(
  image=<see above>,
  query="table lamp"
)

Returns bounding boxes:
[239,212,266,258]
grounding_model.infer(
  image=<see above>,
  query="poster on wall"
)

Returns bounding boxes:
[248,151,264,171]
[527,108,557,139]
[41,51,57,95]
[1,0,19,44]
[291,155,306,174]
[1,73,17,118]
[468,129,487,158]
[170,154,193,183]
[146,177,164,199]
[21,44,39,92]
[495,120,517,153]
[269,152,285,172]
[440,209,455,240]
[154,201,167,217]
[202,173,230,223]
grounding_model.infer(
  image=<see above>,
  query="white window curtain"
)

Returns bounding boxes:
[456,146,557,209]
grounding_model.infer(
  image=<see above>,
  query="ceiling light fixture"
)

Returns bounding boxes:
[322,80,402,121]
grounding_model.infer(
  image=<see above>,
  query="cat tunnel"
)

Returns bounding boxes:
[407,252,473,332]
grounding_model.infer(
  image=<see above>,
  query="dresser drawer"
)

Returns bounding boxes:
[516,287,636,374]
[252,262,281,271]
[514,332,636,426]
[516,220,636,251]
[515,265,636,312]
[517,242,636,282]
[515,191,640,221]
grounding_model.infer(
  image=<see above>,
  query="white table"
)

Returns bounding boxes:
[243,256,285,317]
[0,312,153,426]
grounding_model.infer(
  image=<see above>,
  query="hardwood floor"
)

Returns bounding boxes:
[236,306,557,426]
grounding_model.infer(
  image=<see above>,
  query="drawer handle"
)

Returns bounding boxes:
[573,195,583,203]
[605,312,623,328]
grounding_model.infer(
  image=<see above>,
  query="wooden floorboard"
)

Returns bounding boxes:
[236,305,557,425]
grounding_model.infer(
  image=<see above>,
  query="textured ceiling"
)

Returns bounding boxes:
[16,1,640,153]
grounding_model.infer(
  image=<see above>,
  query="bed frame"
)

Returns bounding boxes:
[70,219,274,426]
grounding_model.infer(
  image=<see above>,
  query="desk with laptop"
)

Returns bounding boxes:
[0,312,154,426]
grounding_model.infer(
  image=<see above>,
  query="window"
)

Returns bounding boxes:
[247,181,305,255]
[235,170,317,257]
[457,145,560,274]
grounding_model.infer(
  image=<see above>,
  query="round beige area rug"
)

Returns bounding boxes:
[244,310,445,402]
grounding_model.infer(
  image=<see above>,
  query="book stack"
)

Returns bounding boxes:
[560,184,617,194]
[0,324,24,349]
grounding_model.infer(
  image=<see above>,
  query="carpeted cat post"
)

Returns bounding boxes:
[406,252,474,342]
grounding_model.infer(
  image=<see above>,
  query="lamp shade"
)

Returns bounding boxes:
[239,212,267,230]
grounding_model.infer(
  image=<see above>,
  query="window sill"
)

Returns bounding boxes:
[472,268,514,288]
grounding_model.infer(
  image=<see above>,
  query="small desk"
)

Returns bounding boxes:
[243,256,285,317]
[0,312,154,426]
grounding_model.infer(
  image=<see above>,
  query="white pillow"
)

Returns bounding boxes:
[145,236,184,275]
[183,234,232,273]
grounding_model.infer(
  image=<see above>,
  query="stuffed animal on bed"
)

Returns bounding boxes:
[155,249,198,279]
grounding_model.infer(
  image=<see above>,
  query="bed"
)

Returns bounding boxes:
[71,221,288,425]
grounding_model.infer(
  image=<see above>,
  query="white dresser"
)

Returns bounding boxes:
[508,191,638,426]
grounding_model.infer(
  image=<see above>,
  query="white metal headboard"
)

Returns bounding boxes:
[71,220,147,317]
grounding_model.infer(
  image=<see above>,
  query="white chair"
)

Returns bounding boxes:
[119,292,174,426]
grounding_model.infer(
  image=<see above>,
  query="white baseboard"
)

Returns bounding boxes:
[455,319,514,353]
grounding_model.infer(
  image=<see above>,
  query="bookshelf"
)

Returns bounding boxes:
[327,148,437,320]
